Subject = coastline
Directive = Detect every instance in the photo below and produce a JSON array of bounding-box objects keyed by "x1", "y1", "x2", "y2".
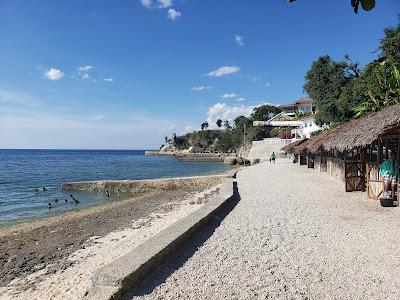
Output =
[
  {"x1": 144, "y1": 151, "x2": 232, "y2": 162},
  {"x1": 0, "y1": 173, "x2": 227, "y2": 299}
]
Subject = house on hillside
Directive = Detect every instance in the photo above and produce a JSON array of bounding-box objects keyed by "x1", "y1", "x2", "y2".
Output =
[
  {"x1": 291, "y1": 115, "x2": 321, "y2": 139},
  {"x1": 280, "y1": 98, "x2": 315, "y2": 116},
  {"x1": 253, "y1": 97, "x2": 321, "y2": 139}
]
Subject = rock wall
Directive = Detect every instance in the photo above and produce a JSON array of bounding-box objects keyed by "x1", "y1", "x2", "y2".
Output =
[
  {"x1": 246, "y1": 140, "x2": 289, "y2": 162},
  {"x1": 62, "y1": 175, "x2": 227, "y2": 195}
]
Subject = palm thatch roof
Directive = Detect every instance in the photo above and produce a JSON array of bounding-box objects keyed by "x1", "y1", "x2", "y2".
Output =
[
  {"x1": 306, "y1": 120, "x2": 360, "y2": 154},
  {"x1": 292, "y1": 138, "x2": 313, "y2": 155},
  {"x1": 281, "y1": 139, "x2": 307, "y2": 153},
  {"x1": 323, "y1": 104, "x2": 400, "y2": 152}
]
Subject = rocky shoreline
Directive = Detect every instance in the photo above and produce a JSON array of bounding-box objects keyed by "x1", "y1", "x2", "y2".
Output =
[
  {"x1": 144, "y1": 151, "x2": 232, "y2": 162},
  {"x1": 0, "y1": 175, "x2": 225, "y2": 299}
]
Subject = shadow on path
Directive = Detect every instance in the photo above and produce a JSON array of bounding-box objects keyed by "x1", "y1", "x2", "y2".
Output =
[{"x1": 123, "y1": 180, "x2": 241, "y2": 299}]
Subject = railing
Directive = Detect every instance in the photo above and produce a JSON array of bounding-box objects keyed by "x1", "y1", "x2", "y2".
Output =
[
  {"x1": 253, "y1": 120, "x2": 303, "y2": 127},
  {"x1": 252, "y1": 138, "x2": 299, "y2": 145}
]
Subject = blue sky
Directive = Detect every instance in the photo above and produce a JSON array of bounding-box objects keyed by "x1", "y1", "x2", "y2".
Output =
[{"x1": 0, "y1": 0, "x2": 399, "y2": 149}]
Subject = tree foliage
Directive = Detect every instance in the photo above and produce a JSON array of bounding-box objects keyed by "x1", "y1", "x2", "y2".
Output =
[
  {"x1": 288, "y1": 0, "x2": 376, "y2": 14},
  {"x1": 250, "y1": 104, "x2": 281, "y2": 121},
  {"x1": 304, "y1": 21, "x2": 400, "y2": 123},
  {"x1": 381, "y1": 23, "x2": 400, "y2": 66},
  {"x1": 200, "y1": 122, "x2": 209, "y2": 131},
  {"x1": 303, "y1": 55, "x2": 360, "y2": 125},
  {"x1": 223, "y1": 120, "x2": 232, "y2": 130}
]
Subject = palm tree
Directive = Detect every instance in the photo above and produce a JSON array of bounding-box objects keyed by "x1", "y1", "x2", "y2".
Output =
[
  {"x1": 223, "y1": 120, "x2": 231, "y2": 130},
  {"x1": 201, "y1": 122, "x2": 209, "y2": 131}
]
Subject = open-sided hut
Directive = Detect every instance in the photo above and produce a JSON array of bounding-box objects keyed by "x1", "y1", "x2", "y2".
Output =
[
  {"x1": 282, "y1": 139, "x2": 308, "y2": 163},
  {"x1": 322, "y1": 104, "x2": 400, "y2": 197},
  {"x1": 307, "y1": 120, "x2": 362, "y2": 180},
  {"x1": 281, "y1": 104, "x2": 400, "y2": 199},
  {"x1": 291, "y1": 139, "x2": 312, "y2": 165}
]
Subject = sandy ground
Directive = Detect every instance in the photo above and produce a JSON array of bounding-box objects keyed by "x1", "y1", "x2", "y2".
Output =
[
  {"x1": 126, "y1": 159, "x2": 400, "y2": 300},
  {"x1": 0, "y1": 183, "x2": 221, "y2": 300}
]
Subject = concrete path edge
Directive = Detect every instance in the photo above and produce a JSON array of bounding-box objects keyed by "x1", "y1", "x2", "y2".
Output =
[{"x1": 87, "y1": 170, "x2": 237, "y2": 300}]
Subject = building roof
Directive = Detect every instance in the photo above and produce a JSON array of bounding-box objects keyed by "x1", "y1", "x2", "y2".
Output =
[
  {"x1": 281, "y1": 139, "x2": 308, "y2": 153},
  {"x1": 280, "y1": 97, "x2": 313, "y2": 109},
  {"x1": 323, "y1": 104, "x2": 400, "y2": 152},
  {"x1": 294, "y1": 97, "x2": 313, "y2": 105}
]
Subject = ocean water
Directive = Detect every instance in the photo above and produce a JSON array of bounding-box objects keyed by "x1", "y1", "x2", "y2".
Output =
[{"x1": 0, "y1": 149, "x2": 231, "y2": 226}]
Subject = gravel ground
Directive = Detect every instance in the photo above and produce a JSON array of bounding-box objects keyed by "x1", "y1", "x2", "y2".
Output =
[{"x1": 126, "y1": 159, "x2": 400, "y2": 300}]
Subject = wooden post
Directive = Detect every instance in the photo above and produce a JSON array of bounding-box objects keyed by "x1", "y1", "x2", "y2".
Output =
[
  {"x1": 378, "y1": 140, "x2": 382, "y2": 164},
  {"x1": 361, "y1": 147, "x2": 366, "y2": 161},
  {"x1": 397, "y1": 137, "x2": 400, "y2": 160},
  {"x1": 385, "y1": 139, "x2": 389, "y2": 160},
  {"x1": 369, "y1": 144, "x2": 372, "y2": 162}
]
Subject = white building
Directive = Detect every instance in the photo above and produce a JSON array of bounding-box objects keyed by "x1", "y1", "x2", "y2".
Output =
[
  {"x1": 253, "y1": 98, "x2": 321, "y2": 139},
  {"x1": 291, "y1": 115, "x2": 321, "y2": 139},
  {"x1": 280, "y1": 97, "x2": 315, "y2": 116}
]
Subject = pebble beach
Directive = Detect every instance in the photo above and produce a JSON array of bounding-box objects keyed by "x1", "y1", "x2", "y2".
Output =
[{"x1": 126, "y1": 160, "x2": 400, "y2": 300}]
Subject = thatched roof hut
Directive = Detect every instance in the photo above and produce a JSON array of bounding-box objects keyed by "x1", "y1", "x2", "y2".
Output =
[
  {"x1": 292, "y1": 139, "x2": 313, "y2": 155},
  {"x1": 323, "y1": 104, "x2": 400, "y2": 152},
  {"x1": 281, "y1": 139, "x2": 307, "y2": 153},
  {"x1": 306, "y1": 120, "x2": 360, "y2": 154}
]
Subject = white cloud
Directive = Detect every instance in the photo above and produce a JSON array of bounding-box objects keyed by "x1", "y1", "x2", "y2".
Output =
[
  {"x1": 220, "y1": 93, "x2": 240, "y2": 99},
  {"x1": 140, "y1": 0, "x2": 152, "y2": 8},
  {"x1": 235, "y1": 35, "x2": 244, "y2": 46},
  {"x1": 78, "y1": 65, "x2": 95, "y2": 79},
  {"x1": 207, "y1": 66, "x2": 240, "y2": 78},
  {"x1": 181, "y1": 123, "x2": 195, "y2": 135},
  {"x1": 206, "y1": 102, "x2": 255, "y2": 129},
  {"x1": 192, "y1": 86, "x2": 212, "y2": 91},
  {"x1": 167, "y1": 8, "x2": 181, "y2": 21},
  {"x1": 265, "y1": 82, "x2": 271, "y2": 87},
  {"x1": 158, "y1": 0, "x2": 173, "y2": 8},
  {"x1": 103, "y1": 77, "x2": 114, "y2": 82},
  {"x1": 236, "y1": 97, "x2": 245, "y2": 102},
  {"x1": 251, "y1": 76, "x2": 261, "y2": 82},
  {"x1": 78, "y1": 65, "x2": 94, "y2": 72},
  {"x1": 44, "y1": 68, "x2": 64, "y2": 81}
]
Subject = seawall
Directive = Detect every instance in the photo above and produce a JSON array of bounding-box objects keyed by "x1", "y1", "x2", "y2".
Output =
[
  {"x1": 144, "y1": 151, "x2": 232, "y2": 162},
  {"x1": 62, "y1": 175, "x2": 225, "y2": 194}
]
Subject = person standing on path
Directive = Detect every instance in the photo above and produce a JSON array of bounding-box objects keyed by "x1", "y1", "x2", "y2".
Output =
[{"x1": 271, "y1": 151, "x2": 276, "y2": 163}]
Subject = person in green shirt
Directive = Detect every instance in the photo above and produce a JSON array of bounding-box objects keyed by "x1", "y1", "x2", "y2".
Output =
[
  {"x1": 270, "y1": 152, "x2": 276, "y2": 163},
  {"x1": 380, "y1": 152, "x2": 399, "y2": 178},
  {"x1": 380, "y1": 152, "x2": 399, "y2": 199}
]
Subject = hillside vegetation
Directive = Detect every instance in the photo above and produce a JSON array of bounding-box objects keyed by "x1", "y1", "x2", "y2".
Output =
[{"x1": 163, "y1": 104, "x2": 284, "y2": 153}]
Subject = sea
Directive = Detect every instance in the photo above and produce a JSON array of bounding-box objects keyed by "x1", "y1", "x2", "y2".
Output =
[{"x1": 0, "y1": 149, "x2": 231, "y2": 227}]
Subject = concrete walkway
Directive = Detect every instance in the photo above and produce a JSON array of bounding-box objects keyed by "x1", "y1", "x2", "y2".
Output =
[{"x1": 126, "y1": 160, "x2": 400, "y2": 300}]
